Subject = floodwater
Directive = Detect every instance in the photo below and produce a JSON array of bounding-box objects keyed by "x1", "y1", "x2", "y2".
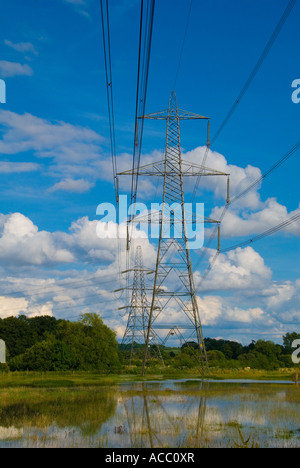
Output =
[{"x1": 0, "y1": 379, "x2": 299, "y2": 448}]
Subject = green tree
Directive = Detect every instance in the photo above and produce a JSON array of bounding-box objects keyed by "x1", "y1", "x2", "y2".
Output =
[
  {"x1": 28, "y1": 315, "x2": 58, "y2": 338},
  {"x1": 22, "y1": 340, "x2": 57, "y2": 371},
  {"x1": 7, "y1": 313, "x2": 121, "y2": 372},
  {"x1": 254, "y1": 340, "x2": 284, "y2": 366},
  {"x1": 207, "y1": 350, "x2": 227, "y2": 363},
  {"x1": 0, "y1": 316, "x2": 37, "y2": 358},
  {"x1": 238, "y1": 340, "x2": 285, "y2": 370},
  {"x1": 204, "y1": 338, "x2": 243, "y2": 359},
  {"x1": 173, "y1": 352, "x2": 196, "y2": 369},
  {"x1": 283, "y1": 332, "x2": 300, "y2": 355}
]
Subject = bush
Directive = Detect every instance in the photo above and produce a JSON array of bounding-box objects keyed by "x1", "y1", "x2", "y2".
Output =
[
  {"x1": 173, "y1": 352, "x2": 196, "y2": 369},
  {"x1": 207, "y1": 350, "x2": 227, "y2": 362},
  {"x1": 8, "y1": 354, "x2": 24, "y2": 371},
  {"x1": 0, "y1": 363, "x2": 9, "y2": 373}
]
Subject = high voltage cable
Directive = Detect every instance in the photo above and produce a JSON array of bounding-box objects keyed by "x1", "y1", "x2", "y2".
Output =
[
  {"x1": 220, "y1": 211, "x2": 300, "y2": 254},
  {"x1": 125, "y1": 0, "x2": 155, "y2": 314},
  {"x1": 190, "y1": 139, "x2": 300, "y2": 288},
  {"x1": 137, "y1": 141, "x2": 299, "y2": 297},
  {"x1": 191, "y1": 0, "x2": 296, "y2": 202},
  {"x1": 42, "y1": 292, "x2": 117, "y2": 315},
  {"x1": 61, "y1": 309, "x2": 115, "y2": 322},
  {"x1": 62, "y1": 300, "x2": 128, "y2": 322},
  {"x1": 173, "y1": 0, "x2": 193, "y2": 91},
  {"x1": 0, "y1": 2, "x2": 156, "y2": 320},
  {"x1": 99, "y1": 0, "x2": 125, "y2": 284},
  {"x1": 195, "y1": 210, "x2": 300, "y2": 290},
  {"x1": 191, "y1": 145, "x2": 210, "y2": 203},
  {"x1": 130, "y1": 0, "x2": 155, "y2": 207},
  {"x1": 28, "y1": 2, "x2": 156, "y2": 321},
  {"x1": 100, "y1": 0, "x2": 118, "y2": 198},
  {"x1": 0, "y1": 271, "x2": 119, "y2": 300},
  {"x1": 1, "y1": 277, "x2": 119, "y2": 314},
  {"x1": 3, "y1": 282, "x2": 123, "y2": 320},
  {"x1": 208, "y1": 140, "x2": 299, "y2": 247},
  {"x1": 32, "y1": 295, "x2": 118, "y2": 321},
  {"x1": 11, "y1": 1, "x2": 293, "y2": 320},
  {"x1": 230, "y1": 140, "x2": 300, "y2": 205},
  {"x1": 211, "y1": 0, "x2": 296, "y2": 144}
]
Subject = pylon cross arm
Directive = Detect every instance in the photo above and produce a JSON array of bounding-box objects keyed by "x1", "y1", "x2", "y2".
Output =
[
  {"x1": 138, "y1": 108, "x2": 210, "y2": 121},
  {"x1": 118, "y1": 159, "x2": 229, "y2": 177}
]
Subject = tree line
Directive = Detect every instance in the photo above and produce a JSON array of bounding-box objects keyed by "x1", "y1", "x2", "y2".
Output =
[
  {"x1": 204, "y1": 334, "x2": 300, "y2": 370},
  {"x1": 0, "y1": 314, "x2": 299, "y2": 371},
  {"x1": 0, "y1": 314, "x2": 120, "y2": 372},
  {"x1": 119, "y1": 334, "x2": 300, "y2": 370}
]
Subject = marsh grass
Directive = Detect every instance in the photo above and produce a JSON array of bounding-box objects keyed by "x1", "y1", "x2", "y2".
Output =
[
  {"x1": 0, "y1": 371, "x2": 124, "y2": 389},
  {"x1": 0, "y1": 368, "x2": 296, "y2": 389}
]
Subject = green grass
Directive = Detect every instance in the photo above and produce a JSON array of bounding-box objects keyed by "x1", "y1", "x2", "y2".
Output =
[
  {"x1": 141, "y1": 367, "x2": 297, "y2": 382},
  {"x1": 0, "y1": 367, "x2": 297, "y2": 389},
  {"x1": 0, "y1": 371, "x2": 125, "y2": 389},
  {"x1": 205, "y1": 367, "x2": 296, "y2": 381}
]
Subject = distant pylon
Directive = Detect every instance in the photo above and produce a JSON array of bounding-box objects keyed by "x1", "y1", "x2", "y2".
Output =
[{"x1": 120, "y1": 245, "x2": 162, "y2": 364}]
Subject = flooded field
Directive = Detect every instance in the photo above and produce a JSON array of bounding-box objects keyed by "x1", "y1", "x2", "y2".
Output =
[{"x1": 0, "y1": 379, "x2": 299, "y2": 448}]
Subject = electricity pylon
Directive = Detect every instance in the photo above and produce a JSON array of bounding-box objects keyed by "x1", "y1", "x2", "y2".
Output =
[
  {"x1": 120, "y1": 245, "x2": 162, "y2": 364},
  {"x1": 118, "y1": 92, "x2": 230, "y2": 375}
]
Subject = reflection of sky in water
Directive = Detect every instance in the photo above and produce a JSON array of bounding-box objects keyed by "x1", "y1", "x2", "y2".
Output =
[
  {"x1": 0, "y1": 381, "x2": 299, "y2": 448},
  {"x1": 0, "y1": 426, "x2": 23, "y2": 440}
]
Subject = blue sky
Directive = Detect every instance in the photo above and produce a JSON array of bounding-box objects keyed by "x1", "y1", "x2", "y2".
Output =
[{"x1": 0, "y1": 0, "x2": 299, "y2": 345}]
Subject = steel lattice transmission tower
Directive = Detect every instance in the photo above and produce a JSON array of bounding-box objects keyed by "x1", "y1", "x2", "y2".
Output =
[
  {"x1": 120, "y1": 245, "x2": 161, "y2": 363},
  {"x1": 118, "y1": 92, "x2": 229, "y2": 375}
]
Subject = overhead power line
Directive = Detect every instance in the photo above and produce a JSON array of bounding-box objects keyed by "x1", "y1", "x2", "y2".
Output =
[
  {"x1": 173, "y1": 0, "x2": 193, "y2": 90},
  {"x1": 0, "y1": 271, "x2": 119, "y2": 300},
  {"x1": 100, "y1": 0, "x2": 125, "y2": 282},
  {"x1": 195, "y1": 210, "x2": 300, "y2": 291},
  {"x1": 191, "y1": 0, "x2": 296, "y2": 202},
  {"x1": 211, "y1": 0, "x2": 297, "y2": 145},
  {"x1": 191, "y1": 140, "x2": 300, "y2": 287},
  {"x1": 130, "y1": 0, "x2": 156, "y2": 208},
  {"x1": 230, "y1": 140, "x2": 300, "y2": 205},
  {"x1": 100, "y1": 0, "x2": 118, "y2": 199},
  {"x1": 44, "y1": 292, "x2": 118, "y2": 316},
  {"x1": 1, "y1": 276, "x2": 119, "y2": 314},
  {"x1": 125, "y1": 0, "x2": 156, "y2": 310},
  {"x1": 220, "y1": 210, "x2": 300, "y2": 254}
]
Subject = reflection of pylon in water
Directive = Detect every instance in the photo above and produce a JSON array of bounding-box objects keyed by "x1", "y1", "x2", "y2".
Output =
[
  {"x1": 123, "y1": 382, "x2": 208, "y2": 448},
  {"x1": 120, "y1": 245, "x2": 163, "y2": 364}
]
